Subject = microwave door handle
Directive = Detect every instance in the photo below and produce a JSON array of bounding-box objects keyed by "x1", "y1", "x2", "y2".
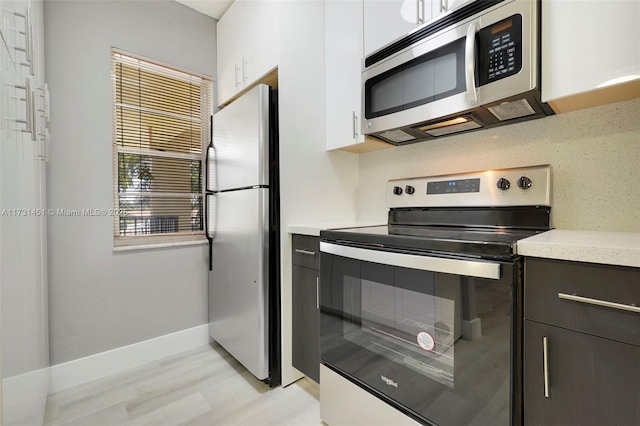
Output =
[{"x1": 465, "y1": 21, "x2": 480, "y2": 106}]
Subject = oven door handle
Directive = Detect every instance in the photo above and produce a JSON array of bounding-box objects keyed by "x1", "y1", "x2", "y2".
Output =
[{"x1": 320, "y1": 242, "x2": 501, "y2": 280}]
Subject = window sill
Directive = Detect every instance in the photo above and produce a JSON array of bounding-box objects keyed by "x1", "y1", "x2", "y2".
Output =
[{"x1": 113, "y1": 238, "x2": 208, "y2": 253}]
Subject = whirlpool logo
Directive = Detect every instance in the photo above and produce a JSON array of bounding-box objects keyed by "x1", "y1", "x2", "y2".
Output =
[{"x1": 381, "y1": 375, "x2": 398, "y2": 388}]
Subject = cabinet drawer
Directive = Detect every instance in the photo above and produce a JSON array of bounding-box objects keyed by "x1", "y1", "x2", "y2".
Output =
[
  {"x1": 292, "y1": 234, "x2": 320, "y2": 270},
  {"x1": 525, "y1": 258, "x2": 640, "y2": 346}
]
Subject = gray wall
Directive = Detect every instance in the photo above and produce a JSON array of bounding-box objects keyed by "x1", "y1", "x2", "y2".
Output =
[
  {"x1": 44, "y1": 0, "x2": 216, "y2": 364},
  {"x1": 358, "y1": 98, "x2": 640, "y2": 232}
]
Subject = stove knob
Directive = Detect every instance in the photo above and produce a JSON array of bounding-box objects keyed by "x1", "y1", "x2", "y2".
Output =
[
  {"x1": 405, "y1": 185, "x2": 415, "y2": 195},
  {"x1": 517, "y1": 176, "x2": 533, "y2": 190},
  {"x1": 393, "y1": 186, "x2": 403, "y2": 195},
  {"x1": 496, "y1": 178, "x2": 511, "y2": 191}
]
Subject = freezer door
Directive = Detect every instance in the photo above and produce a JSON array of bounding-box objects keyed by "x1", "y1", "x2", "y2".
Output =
[
  {"x1": 208, "y1": 187, "x2": 270, "y2": 380},
  {"x1": 211, "y1": 84, "x2": 270, "y2": 191}
]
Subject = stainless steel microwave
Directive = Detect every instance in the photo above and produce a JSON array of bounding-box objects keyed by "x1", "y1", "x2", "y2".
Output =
[{"x1": 362, "y1": 0, "x2": 553, "y2": 145}]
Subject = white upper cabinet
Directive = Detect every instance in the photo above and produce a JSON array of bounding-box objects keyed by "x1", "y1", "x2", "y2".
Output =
[
  {"x1": 325, "y1": 1, "x2": 392, "y2": 153},
  {"x1": 363, "y1": 0, "x2": 432, "y2": 57},
  {"x1": 216, "y1": 0, "x2": 279, "y2": 107},
  {"x1": 541, "y1": 0, "x2": 640, "y2": 113},
  {"x1": 325, "y1": 0, "x2": 364, "y2": 151}
]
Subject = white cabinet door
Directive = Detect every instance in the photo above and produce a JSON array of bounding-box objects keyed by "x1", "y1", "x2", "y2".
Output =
[
  {"x1": 216, "y1": 0, "x2": 245, "y2": 106},
  {"x1": 242, "y1": 0, "x2": 278, "y2": 87},
  {"x1": 216, "y1": 0, "x2": 279, "y2": 107},
  {"x1": 325, "y1": 0, "x2": 365, "y2": 150},
  {"x1": 363, "y1": 0, "x2": 429, "y2": 57},
  {"x1": 541, "y1": 0, "x2": 640, "y2": 111},
  {"x1": 326, "y1": 0, "x2": 392, "y2": 153}
]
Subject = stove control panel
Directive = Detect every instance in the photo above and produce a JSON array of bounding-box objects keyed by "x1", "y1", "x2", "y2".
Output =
[{"x1": 387, "y1": 165, "x2": 551, "y2": 208}]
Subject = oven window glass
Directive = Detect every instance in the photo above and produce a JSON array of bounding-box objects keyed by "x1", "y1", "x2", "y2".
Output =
[
  {"x1": 357, "y1": 277, "x2": 456, "y2": 388},
  {"x1": 365, "y1": 38, "x2": 466, "y2": 119},
  {"x1": 321, "y1": 253, "x2": 515, "y2": 426}
]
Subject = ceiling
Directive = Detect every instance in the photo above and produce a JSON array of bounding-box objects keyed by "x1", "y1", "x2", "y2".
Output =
[{"x1": 174, "y1": 0, "x2": 234, "y2": 20}]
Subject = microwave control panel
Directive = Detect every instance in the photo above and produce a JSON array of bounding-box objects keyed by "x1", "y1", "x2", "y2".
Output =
[{"x1": 478, "y1": 14, "x2": 523, "y2": 86}]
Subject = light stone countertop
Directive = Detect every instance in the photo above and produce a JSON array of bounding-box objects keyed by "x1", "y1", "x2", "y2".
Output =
[
  {"x1": 517, "y1": 230, "x2": 640, "y2": 268},
  {"x1": 288, "y1": 222, "x2": 382, "y2": 237}
]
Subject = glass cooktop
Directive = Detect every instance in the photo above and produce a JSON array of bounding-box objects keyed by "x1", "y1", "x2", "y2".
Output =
[{"x1": 321, "y1": 224, "x2": 547, "y2": 259}]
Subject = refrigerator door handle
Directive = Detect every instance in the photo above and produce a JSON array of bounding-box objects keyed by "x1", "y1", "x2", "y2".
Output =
[
  {"x1": 205, "y1": 194, "x2": 213, "y2": 271},
  {"x1": 205, "y1": 115, "x2": 214, "y2": 271},
  {"x1": 205, "y1": 115, "x2": 215, "y2": 193}
]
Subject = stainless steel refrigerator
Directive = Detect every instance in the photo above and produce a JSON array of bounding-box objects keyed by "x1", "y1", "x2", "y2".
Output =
[{"x1": 205, "y1": 84, "x2": 280, "y2": 386}]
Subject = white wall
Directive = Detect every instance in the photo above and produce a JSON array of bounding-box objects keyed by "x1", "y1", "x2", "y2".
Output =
[
  {"x1": 44, "y1": 0, "x2": 216, "y2": 364},
  {"x1": 358, "y1": 98, "x2": 640, "y2": 232},
  {"x1": 278, "y1": 0, "x2": 360, "y2": 385}
]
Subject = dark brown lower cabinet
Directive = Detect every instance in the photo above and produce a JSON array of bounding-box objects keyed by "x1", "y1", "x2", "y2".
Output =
[
  {"x1": 524, "y1": 321, "x2": 640, "y2": 425},
  {"x1": 524, "y1": 257, "x2": 640, "y2": 426},
  {"x1": 292, "y1": 235, "x2": 320, "y2": 383},
  {"x1": 292, "y1": 265, "x2": 320, "y2": 383}
]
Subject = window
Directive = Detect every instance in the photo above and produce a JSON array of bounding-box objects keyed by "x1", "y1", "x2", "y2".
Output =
[{"x1": 111, "y1": 50, "x2": 212, "y2": 246}]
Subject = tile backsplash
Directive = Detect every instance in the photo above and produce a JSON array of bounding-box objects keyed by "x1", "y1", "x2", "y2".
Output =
[{"x1": 358, "y1": 98, "x2": 640, "y2": 232}]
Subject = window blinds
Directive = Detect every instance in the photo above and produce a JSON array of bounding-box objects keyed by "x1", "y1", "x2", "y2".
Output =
[{"x1": 112, "y1": 51, "x2": 212, "y2": 241}]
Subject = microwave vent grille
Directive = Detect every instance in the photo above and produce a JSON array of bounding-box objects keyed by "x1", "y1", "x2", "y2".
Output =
[
  {"x1": 487, "y1": 99, "x2": 536, "y2": 121},
  {"x1": 379, "y1": 129, "x2": 417, "y2": 143}
]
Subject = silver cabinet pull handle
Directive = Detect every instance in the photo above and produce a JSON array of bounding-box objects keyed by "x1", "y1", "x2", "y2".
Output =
[
  {"x1": 234, "y1": 64, "x2": 241, "y2": 87},
  {"x1": 316, "y1": 276, "x2": 320, "y2": 310},
  {"x1": 543, "y1": 336, "x2": 550, "y2": 398},
  {"x1": 558, "y1": 293, "x2": 640, "y2": 314},
  {"x1": 416, "y1": 0, "x2": 422, "y2": 25},
  {"x1": 295, "y1": 249, "x2": 316, "y2": 256},
  {"x1": 352, "y1": 111, "x2": 357, "y2": 139}
]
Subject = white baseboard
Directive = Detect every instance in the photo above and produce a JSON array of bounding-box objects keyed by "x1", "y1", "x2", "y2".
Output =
[
  {"x1": 2, "y1": 367, "x2": 49, "y2": 426},
  {"x1": 49, "y1": 324, "x2": 211, "y2": 394}
]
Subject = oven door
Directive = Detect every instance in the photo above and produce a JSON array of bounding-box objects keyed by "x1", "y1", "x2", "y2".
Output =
[{"x1": 320, "y1": 242, "x2": 520, "y2": 426}]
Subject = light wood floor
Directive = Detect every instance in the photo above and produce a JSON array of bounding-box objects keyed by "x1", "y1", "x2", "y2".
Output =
[{"x1": 43, "y1": 343, "x2": 323, "y2": 426}]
